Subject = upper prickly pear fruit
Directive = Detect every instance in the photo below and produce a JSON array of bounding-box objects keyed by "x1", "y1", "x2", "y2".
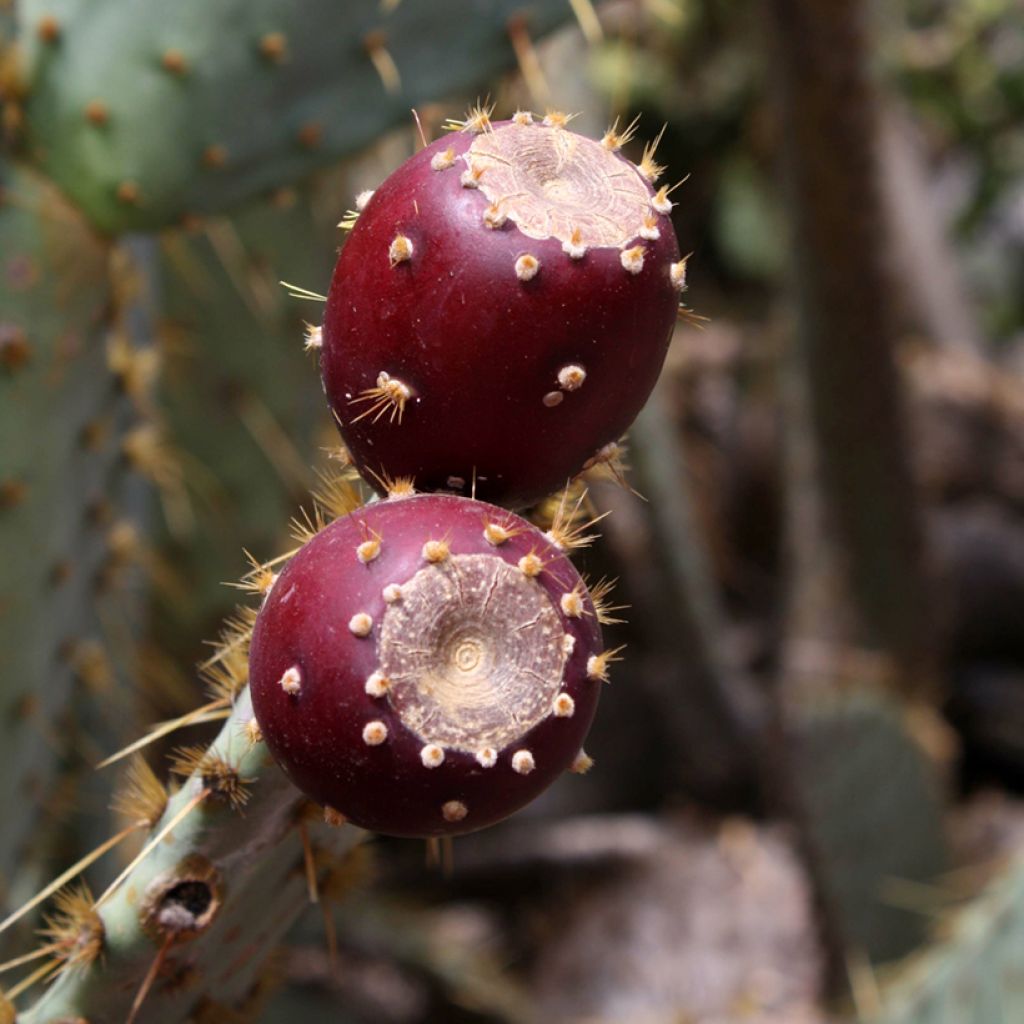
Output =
[
  {"x1": 248, "y1": 493, "x2": 606, "y2": 837},
  {"x1": 321, "y1": 110, "x2": 686, "y2": 508}
]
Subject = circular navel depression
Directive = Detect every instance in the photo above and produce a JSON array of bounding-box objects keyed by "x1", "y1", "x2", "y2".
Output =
[
  {"x1": 379, "y1": 554, "x2": 567, "y2": 751},
  {"x1": 467, "y1": 122, "x2": 651, "y2": 248}
]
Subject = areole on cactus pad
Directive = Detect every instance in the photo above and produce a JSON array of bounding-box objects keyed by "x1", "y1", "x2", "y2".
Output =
[
  {"x1": 320, "y1": 109, "x2": 688, "y2": 508},
  {"x1": 249, "y1": 493, "x2": 611, "y2": 837}
]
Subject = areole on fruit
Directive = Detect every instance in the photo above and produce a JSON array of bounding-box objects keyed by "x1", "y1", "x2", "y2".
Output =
[
  {"x1": 320, "y1": 109, "x2": 686, "y2": 508},
  {"x1": 248, "y1": 494, "x2": 608, "y2": 837}
]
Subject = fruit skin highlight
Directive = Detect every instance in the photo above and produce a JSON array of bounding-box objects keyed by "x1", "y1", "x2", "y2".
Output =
[
  {"x1": 249, "y1": 494, "x2": 603, "y2": 837},
  {"x1": 321, "y1": 115, "x2": 683, "y2": 508}
]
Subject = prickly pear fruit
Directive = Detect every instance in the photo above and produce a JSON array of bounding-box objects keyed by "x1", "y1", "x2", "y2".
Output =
[
  {"x1": 249, "y1": 493, "x2": 604, "y2": 837},
  {"x1": 321, "y1": 112, "x2": 685, "y2": 508}
]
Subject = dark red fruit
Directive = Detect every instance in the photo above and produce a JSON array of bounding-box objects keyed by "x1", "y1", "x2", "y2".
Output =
[
  {"x1": 321, "y1": 110, "x2": 686, "y2": 508},
  {"x1": 248, "y1": 493, "x2": 606, "y2": 837}
]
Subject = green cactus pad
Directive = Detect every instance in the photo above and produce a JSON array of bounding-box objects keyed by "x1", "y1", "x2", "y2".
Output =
[
  {"x1": 0, "y1": 161, "x2": 123, "y2": 894},
  {"x1": 794, "y1": 691, "x2": 948, "y2": 965},
  {"x1": 18, "y1": 0, "x2": 574, "y2": 232},
  {"x1": 864, "y1": 849, "x2": 1024, "y2": 1023},
  {"x1": 19, "y1": 687, "x2": 364, "y2": 1023}
]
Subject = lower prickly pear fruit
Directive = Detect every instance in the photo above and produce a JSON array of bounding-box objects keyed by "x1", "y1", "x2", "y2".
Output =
[
  {"x1": 321, "y1": 111, "x2": 686, "y2": 508},
  {"x1": 249, "y1": 494, "x2": 604, "y2": 837}
]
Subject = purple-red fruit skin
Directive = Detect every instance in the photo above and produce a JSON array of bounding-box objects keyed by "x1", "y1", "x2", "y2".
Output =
[
  {"x1": 249, "y1": 495, "x2": 602, "y2": 837},
  {"x1": 321, "y1": 123, "x2": 680, "y2": 508}
]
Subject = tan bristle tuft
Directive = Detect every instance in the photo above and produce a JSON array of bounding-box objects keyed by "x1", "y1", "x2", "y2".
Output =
[
  {"x1": 585, "y1": 575, "x2": 629, "y2": 625},
  {"x1": 355, "y1": 189, "x2": 375, "y2": 210},
  {"x1": 302, "y1": 323, "x2": 323, "y2": 352},
  {"x1": 460, "y1": 160, "x2": 485, "y2": 188},
  {"x1": 444, "y1": 101, "x2": 494, "y2": 134},
  {"x1": 511, "y1": 749, "x2": 536, "y2": 774},
  {"x1": 570, "y1": 749, "x2": 594, "y2": 774},
  {"x1": 637, "y1": 125, "x2": 667, "y2": 183},
  {"x1": 245, "y1": 717, "x2": 264, "y2": 746},
  {"x1": 670, "y1": 256, "x2": 689, "y2": 291},
  {"x1": 431, "y1": 147, "x2": 456, "y2": 171},
  {"x1": 389, "y1": 234, "x2": 413, "y2": 266},
  {"x1": 40, "y1": 883, "x2": 104, "y2": 970},
  {"x1": 442, "y1": 800, "x2": 468, "y2": 822},
  {"x1": 348, "y1": 612, "x2": 373, "y2": 637},
  {"x1": 552, "y1": 693, "x2": 576, "y2": 718},
  {"x1": 483, "y1": 203, "x2": 507, "y2": 229},
  {"x1": 557, "y1": 364, "x2": 586, "y2": 391},
  {"x1": 560, "y1": 587, "x2": 587, "y2": 618},
  {"x1": 169, "y1": 748, "x2": 253, "y2": 810},
  {"x1": 422, "y1": 539, "x2": 450, "y2": 564},
  {"x1": 544, "y1": 485, "x2": 607, "y2": 552},
  {"x1": 640, "y1": 212, "x2": 661, "y2": 240},
  {"x1": 475, "y1": 747, "x2": 498, "y2": 768},
  {"x1": 518, "y1": 552, "x2": 545, "y2": 578},
  {"x1": 350, "y1": 371, "x2": 413, "y2": 425},
  {"x1": 600, "y1": 113, "x2": 640, "y2": 152},
  {"x1": 515, "y1": 254, "x2": 540, "y2": 281},
  {"x1": 586, "y1": 645, "x2": 626, "y2": 682},
  {"x1": 312, "y1": 466, "x2": 364, "y2": 521},
  {"x1": 278, "y1": 666, "x2": 301, "y2": 695},
  {"x1": 362, "y1": 721, "x2": 388, "y2": 746},
  {"x1": 620, "y1": 245, "x2": 645, "y2": 274},
  {"x1": 356, "y1": 525, "x2": 383, "y2": 564},
  {"x1": 111, "y1": 756, "x2": 169, "y2": 828},
  {"x1": 323, "y1": 806, "x2": 347, "y2": 827},
  {"x1": 512, "y1": 109, "x2": 534, "y2": 125},
  {"x1": 365, "y1": 671, "x2": 390, "y2": 697},
  {"x1": 542, "y1": 110, "x2": 575, "y2": 129},
  {"x1": 421, "y1": 744, "x2": 445, "y2": 768},
  {"x1": 562, "y1": 225, "x2": 587, "y2": 260}
]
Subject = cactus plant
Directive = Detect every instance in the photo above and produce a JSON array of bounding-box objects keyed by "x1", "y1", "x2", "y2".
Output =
[
  {"x1": 15, "y1": 0, "x2": 577, "y2": 233},
  {"x1": 321, "y1": 112, "x2": 687, "y2": 507},
  {"x1": 250, "y1": 493, "x2": 606, "y2": 836},
  {"x1": 864, "y1": 848, "x2": 1024, "y2": 1023},
  {"x1": 10, "y1": 686, "x2": 364, "y2": 1023},
  {"x1": 0, "y1": 160, "x2": 140, "y2": 897}
]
